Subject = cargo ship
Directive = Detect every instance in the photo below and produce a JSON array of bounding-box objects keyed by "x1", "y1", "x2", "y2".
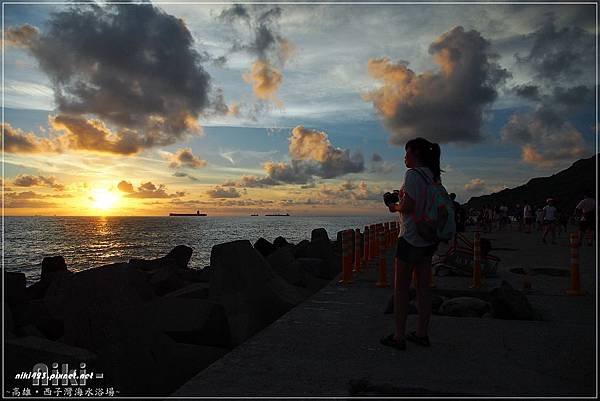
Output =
[
  {"x1": 169, "y1": 210, "x2": 207, "y2": 216},
  {"x1": 265, "y1": 213, "x2": 290, "y2": 216}
]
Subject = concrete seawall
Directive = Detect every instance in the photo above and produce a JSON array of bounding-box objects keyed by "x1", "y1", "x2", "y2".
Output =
[{"x1": 173, "y1": 228, "x2": 596, "y2": 397}]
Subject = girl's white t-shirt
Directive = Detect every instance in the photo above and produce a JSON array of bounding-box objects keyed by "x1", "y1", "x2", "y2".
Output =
[{"x1": 397, "y1": 167, "x2": 437, "y2": 247}]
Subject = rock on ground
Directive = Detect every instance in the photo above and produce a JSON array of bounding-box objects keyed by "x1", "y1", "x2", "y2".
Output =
[
  {"x1": 209, "y1": 240, "x2": 305, "y2": 345},
  {"x1": 439, "y1": 296, "x2": 490, "y2": 317}
]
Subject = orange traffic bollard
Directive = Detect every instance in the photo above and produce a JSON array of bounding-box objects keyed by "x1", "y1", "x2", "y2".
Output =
[
  {"x1": 376, "y1": 225, "x2": 389, "y2": 287},
  {"x1": 363, "y1": 226, "x2": 369, "y2": 268},
  {"x1": 354, "y1": 228, "x2": 362, "y2": 273},
  {"x1": 470, "y1": 231, "x2": 482, "y2": 288},
  {"x1": 567, "y1": 232, "x2": 585, "y2": 296},
  {"x1": 339, "y1": 230, "x2": 353, "y2": 285}
]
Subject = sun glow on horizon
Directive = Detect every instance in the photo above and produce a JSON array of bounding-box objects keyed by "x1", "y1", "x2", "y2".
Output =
[{"x1": 91, "y1": 188, "x2": 120, "y2": 212}]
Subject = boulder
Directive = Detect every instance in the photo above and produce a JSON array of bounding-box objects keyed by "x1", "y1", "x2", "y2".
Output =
[
  {"x1": 5, "y1": 271, "x2": 27, "y2": 305},
  {"x1": 165, "y1": 282, "x2": 210, "y2": 299},
  {"x1": 96, "y1": 332, "x2": 227, "y2": 396},
  {"x1": 118, "y1": 297, "x2": 231, "y2": 348},
  {"x1": 490, "y1": 280, "x2": 536, "y2": 320},
  {"x1": 129, "y1": 257, "x2": 189, "y2": 296},
  {"x1": 11, "y1": 299, "x2": 64, "y2": 340},
  {"x1": 311, "y1": 228, "x2": 329, "y2": 242},
  {"x1": 297, "y1": 258, "x2": 331, "y2": 280},
  {"x1": 4, "y1": 303, "x2": 14, "y2": 334},
  {"x1": 177, "y1": 267, "x2": 210, "y2": 283},
  {"x1": 25, "y1": 270, "x2": 73, "y2": 300},
  {"x1": 164, "y1": 245, "x2": 193, "y2": 268},
  {"x1": 209, "y1": 240, "x2": 305, "y2": 345},
  {"x1": 439, "y1": 297, "x2": 490, "y2": 317},
  {"x1": 267, "y1": 247, "x2": 307, "y2": 288},
  {"x1": 293, "y1": 240, "x2": 310, "y2": 257},
  {"x1": 41, "y1": 256, "x2": 67, "y2": 280},
  {"x1": 145, "y1": 260, "x2": 186, "y2": 296},
  {"x1": 254, "y1": 237, "x2": 276, "y2": 258},
  {"x1": 44, "y1": 262, "x2": 156, "y2": 351},
  {"x1": 273, "y1": 236, "x2": 290, "y2": 248},
  {"x1": 300, "y1": 238, "x2": 340, "y2": 279},
  {"x1": 95, "y1": 331, "x2": 178, "y2": 396},
  {"x1": 4, "y1": 336, "x2": 96, "y2": 390},
  {"x1": 19, "y1": 324, "x2": 45, "y2": 338}
]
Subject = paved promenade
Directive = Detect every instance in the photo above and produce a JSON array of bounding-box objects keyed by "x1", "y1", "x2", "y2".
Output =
[{"x1": 174, "y1": 228, "x2": 597, "y2": 397}]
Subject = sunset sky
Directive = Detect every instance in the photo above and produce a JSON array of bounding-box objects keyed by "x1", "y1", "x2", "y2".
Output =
[{"x1": 2, "y1": 2, "x2": 597, "y2": 216}]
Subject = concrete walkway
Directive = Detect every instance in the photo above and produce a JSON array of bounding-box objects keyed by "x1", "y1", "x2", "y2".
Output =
[{"x1": 173, "y1": 228, "x2": 597, "y2": 397}]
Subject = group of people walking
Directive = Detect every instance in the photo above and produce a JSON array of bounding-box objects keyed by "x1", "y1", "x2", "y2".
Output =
[
  {"x1": 470, "y1": 195, "x2": 595, "y2": 246},
  {"x1": 380, "y1": 137, "x2": 596, "y2": 351}
]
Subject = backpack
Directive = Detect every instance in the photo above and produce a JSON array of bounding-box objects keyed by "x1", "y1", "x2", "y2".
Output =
[{"x1": 412, "y1": 168, "x2": 456, "y2": 243}]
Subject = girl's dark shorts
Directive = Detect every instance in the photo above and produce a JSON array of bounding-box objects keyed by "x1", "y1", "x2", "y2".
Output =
[
  {"x1": 395, "y1": 237, "x2": 438, "y2": 265},
  {"x1": 524, "y1": 217, "x2": 533, "y2": 225}
]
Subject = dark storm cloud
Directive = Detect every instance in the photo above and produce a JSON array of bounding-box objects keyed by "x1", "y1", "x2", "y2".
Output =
[
  {"x1": 206, "y1": 186, "x2": 242, "y2": 199},
  {"x1": 8, "y1": 3, "x2": 213, "y2": 152},
  {"x1": 365, "y1": 26, "x2": 509, "y2": 145},
  {"x1": 263, "y1": 160, "x2": 316, "y2": 185},
  {"x1": 220, "y1": 5, "x2": 285, "y2": 60},
  {"x1": 503, "y1": 13, "x2": 595, "y2": 168},
  {"x1": 501, "y1": 106, "x2": 589, "y2": 168},
  {"x1": 515, "y1": 13, "x2": 594, "y2": 82},
  {"x1": 218, "y1": 4, "x2": 294, "y2": 103},
  {"x1": 512, "y1": 84, "x2": 541, "y2": 101},
  {"x1": 12, "y1": 174, "x2": 65, "y2": 191},
  {"x1": 173, "y1": 172, "x2": 199, "y2": 182}
]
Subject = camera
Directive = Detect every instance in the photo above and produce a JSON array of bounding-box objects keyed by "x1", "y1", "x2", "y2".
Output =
[{"x1": 383, "y1": 190, "x2": 400, "y2": 206}]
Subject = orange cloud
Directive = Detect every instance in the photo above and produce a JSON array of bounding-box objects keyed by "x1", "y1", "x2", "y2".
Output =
[
  {"x1": 243, "y1": 60, "x2": 283, "y2": 104},
  {"x1": 289, "y1": 126, "x2": 331, "y2": 162},
  {"x1": 117, "y1": 180, "x2": 135, "y2": 193},
  {"x1": 502, "y1": 107, "x2": 590, "y2": 169},
  {"x1": 464, "y1": 178, "x2": 486, "y2": 192},
  {"x1": 163, "y1": 147, "x2": 207, "y2": 169},
  {"x1": 50, "y1": 115, "x2": 144, "y2": 155},
  {"x1": 365, "y1": 26, "x2": 508, "y2": 145},
  {"x1": 4, "y1": 24, "x2": 39, "y2": 48},
  {"x1": 2, "y1": 123, "x2": 61, "y2": 154}
]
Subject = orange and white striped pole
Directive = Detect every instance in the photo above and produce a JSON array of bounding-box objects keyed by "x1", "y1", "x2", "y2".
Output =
[
  {"x1": 376, "y1": 225, "x2": 389, "y2": 287},
  {"x1": 567, "y1": 232, "x2": 585, "y2": 296},
  {"x1": 354, "y1": 228, "x2": 362, "y2": 273},
  {"x1": 470, "y1": 231, "x2": 482, "y2": 288},
  {"x1": 339, "y1": 230, "x2": 353, "y2": 285}
]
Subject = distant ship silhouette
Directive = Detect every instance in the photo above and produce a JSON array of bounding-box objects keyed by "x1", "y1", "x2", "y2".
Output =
[
  {"x1": 265, "y1": 213, "x2": 290, "y2": 216},
  {"x1": 169, "y1": 210, "x2": 207, "y2": 216}
]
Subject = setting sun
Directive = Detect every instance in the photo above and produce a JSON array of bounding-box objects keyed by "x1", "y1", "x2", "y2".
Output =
[{"x1": 91, "y1": 188, "x2": 120, "y2": 211}]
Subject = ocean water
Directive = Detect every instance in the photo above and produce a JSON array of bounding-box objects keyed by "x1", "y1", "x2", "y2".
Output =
[{"x1": 3, "y1": 215, "x2": 392, "y2": 284}]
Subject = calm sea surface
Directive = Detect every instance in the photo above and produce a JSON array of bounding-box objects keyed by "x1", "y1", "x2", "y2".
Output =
[{"x1": 4, "y1": 215, "x2": 392, "y2": 284}]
